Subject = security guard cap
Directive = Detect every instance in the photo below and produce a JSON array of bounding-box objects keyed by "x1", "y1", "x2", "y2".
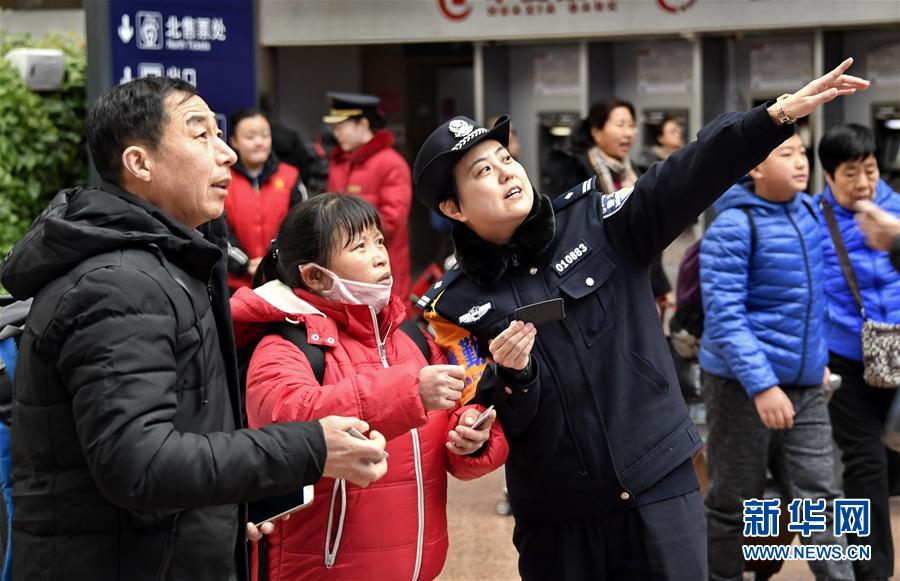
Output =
[{"x1": 323, "y1": 92, "x2": 381, "y2": 124}]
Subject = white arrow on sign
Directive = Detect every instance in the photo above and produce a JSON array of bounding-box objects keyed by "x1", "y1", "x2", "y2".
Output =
[{"x1": 118, "y1": 14, "x2": 135, "y2": 44}]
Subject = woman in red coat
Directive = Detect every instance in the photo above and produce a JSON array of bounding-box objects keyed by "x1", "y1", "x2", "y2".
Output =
[
  {"x1": 231, "y1": 194, "x2": 508, "y2": 580},
  {"x1": 225, "y1": 108, "x2": 305, "y2": 290},
  {"x1": 324, "y1": 93, "x2": 413, "y2": 309}
]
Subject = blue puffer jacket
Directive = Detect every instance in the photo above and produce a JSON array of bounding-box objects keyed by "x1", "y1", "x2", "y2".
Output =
[
  {"x1": 700, "y1": 179, "x2": 827, "y2": 396},
  {"x1": 815, "y1": 179, "x2": 900, "y2": 362}
]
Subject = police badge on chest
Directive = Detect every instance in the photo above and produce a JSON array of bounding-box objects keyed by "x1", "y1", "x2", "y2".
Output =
[{"x1": 459, "y1": 301, "x2": 494, "y2": 325}]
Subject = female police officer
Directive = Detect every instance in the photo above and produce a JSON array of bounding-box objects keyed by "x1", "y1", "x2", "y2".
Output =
[{"x1": 413, "y1": 59, "x2": 867, "y2": 579}]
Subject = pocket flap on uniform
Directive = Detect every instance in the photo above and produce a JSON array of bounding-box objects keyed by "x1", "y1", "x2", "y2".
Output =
[{"x1": 557, "y1": 251, "x2": 615, "y2": 300}]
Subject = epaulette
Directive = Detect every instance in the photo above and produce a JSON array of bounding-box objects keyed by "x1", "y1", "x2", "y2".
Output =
[
  {"x1": 552, "y1": 176, "x2": 597, "y2": 212},
  {"x1": 415, "y1": 266, "x2": 463, "y2": 310}
]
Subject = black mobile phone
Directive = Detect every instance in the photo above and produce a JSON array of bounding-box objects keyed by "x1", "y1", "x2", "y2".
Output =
[
  {"x1": 514, "y1": 298, "x2": 566, "y2": 326},
  {"x1": 248, "y1": 485, "x2": 314, "y2": 527}
]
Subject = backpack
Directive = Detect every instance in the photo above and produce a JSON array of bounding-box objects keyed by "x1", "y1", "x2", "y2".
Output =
[
  {"x1": 669, "y1": 207, "x2": 757, "y2": 361},
  {"x1": 0, "y1": 297, "x2": 29, "y2": 581}
]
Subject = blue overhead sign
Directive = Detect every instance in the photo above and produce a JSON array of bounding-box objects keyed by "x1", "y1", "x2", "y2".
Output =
[{"x1": 110, "y1": 0, "x2": 255, "y2": 136}]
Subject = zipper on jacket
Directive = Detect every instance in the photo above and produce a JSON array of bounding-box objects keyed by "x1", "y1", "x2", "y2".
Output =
[
  {"x1": 369, "y1": 307, "x2": 390, "y2": 369},
  {"x1": 155, "y1": 512, "x2": 181, "y2": 581},
  {"x1": 153, "y1": 246, "x2": 211, "y2": 407},
  {"x1": 411, "y1": 428, "x2": 425, "y2": 581},
  {"x1": 324, "y1": 479, "x2": 348, "y2": 568},
  {"x1": 786, "y1": 206, "x2": 813, "y2": 385},
  {"x1": 367, "y1": 305, "x2": 425, "y2": 579}
]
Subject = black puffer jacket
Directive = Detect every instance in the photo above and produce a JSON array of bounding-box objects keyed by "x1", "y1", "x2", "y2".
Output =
[{"x1": 0, "y1": 184, "x2": 327, "y2": 581}]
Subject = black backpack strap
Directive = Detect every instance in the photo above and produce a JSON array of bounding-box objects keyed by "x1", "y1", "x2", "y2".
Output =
[
  {"x1": 415, "y1": 267, "x2": 463, "y2": 310},
  {"x1": 739, "y1": 206, "x2": 757, "y2": 257},
  {"x1": 271, "y1": 322, "x2": 327, "y2": 385},
  {"x1": 399, "y1": 319, "x2": 432, "y2": 362},
  {"x1": 268, "y1": 319, "x2": 431, "y2": 385}
]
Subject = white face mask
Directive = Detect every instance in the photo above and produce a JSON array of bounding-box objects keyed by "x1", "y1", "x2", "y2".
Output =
[{"x1": 301, "y1": 264, "x2": 393, "y2": 312}]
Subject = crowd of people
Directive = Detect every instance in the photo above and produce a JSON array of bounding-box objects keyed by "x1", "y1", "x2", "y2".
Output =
[{"x1": 0, "y1": 55, "x2": 895, "y2": 581}]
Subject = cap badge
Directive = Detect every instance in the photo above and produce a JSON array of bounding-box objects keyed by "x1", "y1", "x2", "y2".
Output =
[{"x1": 448, "y1": 119, "x2": 474, "y2": 139}]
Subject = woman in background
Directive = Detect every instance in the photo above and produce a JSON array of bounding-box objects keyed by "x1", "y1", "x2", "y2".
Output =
[{"x1": 224, "y1": 108, "x2": 306, "y2": 290}]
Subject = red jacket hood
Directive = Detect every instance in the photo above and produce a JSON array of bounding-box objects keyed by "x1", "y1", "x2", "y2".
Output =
[
  {"x1": 329, "y1": 130, "x2": 395, "y2": 166},
  {"x1": 231, "y1": 280, "x2": 408, "y2": 349}
]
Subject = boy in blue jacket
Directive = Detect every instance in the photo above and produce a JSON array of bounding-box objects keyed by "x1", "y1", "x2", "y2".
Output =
[{"x1": 700, "y1": 133, "x2": 852, "y2": 581}]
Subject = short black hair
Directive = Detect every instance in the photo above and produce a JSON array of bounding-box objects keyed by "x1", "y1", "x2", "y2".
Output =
[
  {"x1": 818, "y1": 124, "x2": 876, "y2": 177},
  {"x1": 229, "y1": 107, "x2": 270, "y2": 136},
  {"x1": 87, "y1": 77, "x2": 198, "y2": 184},
  {"x1": 572, "y1": 98, "x2": 635, "y2": 149},
  {"x1": 254, "y1": 193, "x2": 384, "y2": 289}
]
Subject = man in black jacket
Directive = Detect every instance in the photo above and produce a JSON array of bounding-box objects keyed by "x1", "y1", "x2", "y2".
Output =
[
  {"x1": 413, "y1": 60, "x2": 866, "y2": 578},
  {"x1": 0, "y1": 77, "x2": 388, "y2": 581}
]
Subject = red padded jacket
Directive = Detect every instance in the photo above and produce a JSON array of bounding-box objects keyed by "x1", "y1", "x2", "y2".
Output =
[{"x1": 231, "y1": 281, "x2": 507, "y2": 581}]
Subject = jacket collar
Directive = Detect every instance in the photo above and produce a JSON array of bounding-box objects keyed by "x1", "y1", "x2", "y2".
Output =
[
  {"x1": 330, "y1": 130, "x2": 394, "y2": 166},
  {"x1": 0, "y1": 182, "x2": 223, "y2": 299},
  {"x1": 451, "y1": 192, "x2": 556, "y2": 286},
  {"x1": 101, "y1": 181, "x2": 224, "y2": 279},
  {"x1": 231, "y1": 154, "x2": 281, "y2": 185},
  {"x1": 231, "y1": 280, "x2": 407, "y2": 348}
]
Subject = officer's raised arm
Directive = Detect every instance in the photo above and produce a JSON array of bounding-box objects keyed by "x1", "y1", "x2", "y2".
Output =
[{"x1": 602, "y1": 57, "x2": 868, "y2": 266}]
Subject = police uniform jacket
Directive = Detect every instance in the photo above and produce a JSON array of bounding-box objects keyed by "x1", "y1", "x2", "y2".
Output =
[{"x1": 422, "y1": 105, "x2": 794, "y2": 525}]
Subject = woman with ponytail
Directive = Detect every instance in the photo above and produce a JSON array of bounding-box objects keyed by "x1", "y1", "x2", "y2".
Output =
[{"x1": 231, "y1": 193, "x2": 508, "y2": 580}]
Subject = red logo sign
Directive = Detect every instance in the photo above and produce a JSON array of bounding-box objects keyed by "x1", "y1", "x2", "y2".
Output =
[
  {"x1": 657, "y1": 0, "x2": 698, "y2": 13},
  {"x1": 438, "y1": 0, "x2": 473, "y2": 21}
]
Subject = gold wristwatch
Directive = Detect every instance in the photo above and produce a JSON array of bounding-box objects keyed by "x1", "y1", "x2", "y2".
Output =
[{"x1": 776, "y1": 93, "x2": 795, "y2": 125}]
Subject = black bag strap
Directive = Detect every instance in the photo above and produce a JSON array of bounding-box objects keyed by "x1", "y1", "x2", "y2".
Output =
[
  {"x1": 270, "y1": 321, "x2": 327, "y2": 384},
  {"x1": 270, "y1": 319, "x2": 432, "y2": 385},
  {"x1": 820, "y1": 199, "x2": 867, "y2": 319},
  {"x1": 399, "y1": 319, "x2": 432, "y2": 363},
  {"x1": 739, "y1": 206, "x2": 757, "y2": 258}
]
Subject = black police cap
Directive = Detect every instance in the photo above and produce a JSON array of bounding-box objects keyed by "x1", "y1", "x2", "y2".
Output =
[{"x1": 413, "y1": 115, "x2": 511, "y2": 212}]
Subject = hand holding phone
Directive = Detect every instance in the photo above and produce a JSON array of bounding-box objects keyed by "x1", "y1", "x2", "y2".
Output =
[
  {"x1": 469, "y1": 405, "x2": 495, "y2": 430},
  {"x1": 347, "y1": 427, "x2": 389, "y2": 459},
  {"x1": 249, "y1": 485, "x2": 314, "y2": 528}
]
